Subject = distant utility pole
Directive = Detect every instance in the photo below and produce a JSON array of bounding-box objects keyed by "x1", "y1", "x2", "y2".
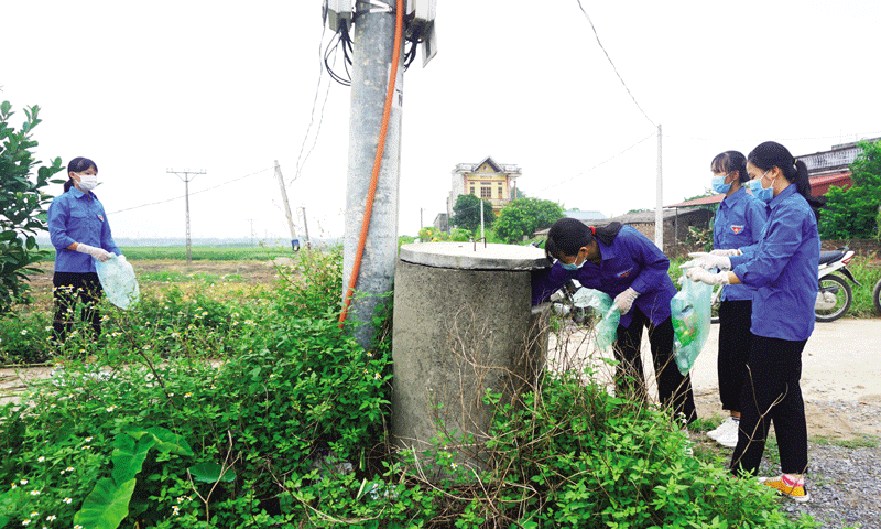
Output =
[
  {"x1": 273, "y1": 161, "x2": 299, "y2": 250},
  {"x1": 167, "y1": 168, "x2": 206, "y2": 264},
  {"x1": 246, "y1": 218, "x2": 255, "y2": 246},
  {"x1": 654, "y1": 124, "x2": 663, "y2": 250},
  {"x1": 299, "y1": 207, "x2": 311, "y2": 249},
  {"x1": 342, "y1": 1, "x2": 405, "y2": 349}
]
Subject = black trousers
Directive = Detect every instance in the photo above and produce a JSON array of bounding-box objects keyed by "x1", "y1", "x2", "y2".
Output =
[
  {"x1": 717, "y1": 300, "x2": 753, "y2": 413},
  {"x1": 614, "y1": 307, "x2": 697, "y2": 424},
  {"x1": 53, "y1": 271, "x2": 103, "y2": 343},
  {"x1": 730, "y1": 335, "x2": 808, "y2": 477}
]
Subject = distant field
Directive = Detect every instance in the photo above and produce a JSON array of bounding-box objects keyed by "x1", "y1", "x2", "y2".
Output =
[{"x1": 35, "y1": 245, "x2": 300, "y2": 262}]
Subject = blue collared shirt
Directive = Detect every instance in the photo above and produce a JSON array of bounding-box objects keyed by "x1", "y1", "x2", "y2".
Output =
[
  {"x1": 714, "y1": 187, "x2": 767, "y2": 301},
  {"x1": 729, "y1": 185, "x2": 819, "y2": 341},
  {"x1": 47, "y1": 187, "x2": 121, "y2": 273},
  {"x1": 532, "y1": 225, "x2": 676, "y2": 328}
]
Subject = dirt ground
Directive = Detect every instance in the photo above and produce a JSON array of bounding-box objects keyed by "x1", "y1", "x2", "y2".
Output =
[{"x1": 550, "y1": 318, "x2": 881, "y2": 443}]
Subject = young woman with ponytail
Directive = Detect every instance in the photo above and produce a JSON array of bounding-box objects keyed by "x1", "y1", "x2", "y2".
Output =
[
  {"x1": 701, "y1": 151, "x2": 768, "y2": 448},
  {"x1": 685, "y1": 141, "x2": 820, "y2": 501},
  {"x1": 47, "y1": 157, "x2": 122, "y2": 345},
  {"x1": 534, "y1": 218, "x2": 697, "y2": 427}
]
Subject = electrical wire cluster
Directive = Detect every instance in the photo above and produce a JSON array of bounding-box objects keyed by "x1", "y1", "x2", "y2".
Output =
[{"x1": 324, "y1": 22, "x2": 354, "y2": 86}]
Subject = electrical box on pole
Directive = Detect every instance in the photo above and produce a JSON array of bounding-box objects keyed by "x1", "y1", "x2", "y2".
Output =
[{"x1": 323, "y1": 0, "x2": 353, "y2": 31}]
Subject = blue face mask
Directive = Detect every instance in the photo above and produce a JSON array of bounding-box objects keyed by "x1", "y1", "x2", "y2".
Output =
[
  {"x1": 711, "y1": 173, "x2": 731, "y2": 194},
  {"x1": 748, "y1": 170, "x2": 773, "y2": 203},
  {"x1": 560, "y1": 259, "x2": 584, "y2": 271}
]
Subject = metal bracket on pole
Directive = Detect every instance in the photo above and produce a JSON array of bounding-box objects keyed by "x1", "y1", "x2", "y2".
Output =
[
  {"x1": 355, "y1": 0, "x2": 394, "y2": 16},
  {"x1": 471, "y1": 238, "x2": 488, "y2": 251}
]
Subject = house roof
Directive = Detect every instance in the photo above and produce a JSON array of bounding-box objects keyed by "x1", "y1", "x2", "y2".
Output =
[
  {"x1": 454, "y1": 155, "x2": 522, "y2": 175},
  {"x1": 665, "y1": 172, "x2": 854, "y2": 208},
  {"x1": 562, "y1": 210, "x2": 607, "y2": 221}
]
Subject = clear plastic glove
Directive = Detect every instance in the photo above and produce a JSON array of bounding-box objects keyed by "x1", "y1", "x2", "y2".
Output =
[
  {"x1": 680, "y1": 251, "x2": 731, "y2": 270},
  {"x1": 709, "y1": 248, "x2": 742, "y2": 257},
  {"x1": 685, "y1": 267, "x2": 730, "y2": 285},
  {"x1": 613, "y1": 287, "x2": 639, "y2": 314},
  {"x1": 75, "y1": 243, "x2": 112, "y2": 262}
]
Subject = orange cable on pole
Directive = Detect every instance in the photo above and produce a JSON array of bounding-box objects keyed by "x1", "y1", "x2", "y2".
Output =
[{"x1": 339, "y1": 0, "x2": 404, "y2": 327}]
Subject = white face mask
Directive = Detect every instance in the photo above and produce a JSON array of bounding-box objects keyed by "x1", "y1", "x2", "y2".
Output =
[{"x1": 77, "y1": 173, "x2": 98, "y2": 192}]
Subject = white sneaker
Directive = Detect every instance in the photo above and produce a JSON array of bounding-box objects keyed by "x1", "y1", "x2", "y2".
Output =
[
  {"x1": 715, "y1": 420, "x2": 740, "y2": 447},
  {"x1": 707, "y1": 417, "x2": 737, "y2": 440}
]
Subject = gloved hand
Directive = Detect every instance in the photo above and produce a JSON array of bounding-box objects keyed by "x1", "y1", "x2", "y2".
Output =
[
  {"x1": 709, "y1": 248, "x2": 742, "y2": 257},
  {"x1": 685, "y1": 267, "x2": 730, "y2": 285},
  {"x1": 680, "y1": 251, "x2": 731, "y2": 270},
  {"x1": 75, "y1": 243, "x2": 112, "y2": 262},
  {"x1": 613, "y1": 287, "x2": 639, "y2": 314}
]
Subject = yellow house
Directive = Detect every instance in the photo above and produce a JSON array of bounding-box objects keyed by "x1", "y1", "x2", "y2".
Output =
[{"x1": 446, "y1": 156, "x2": 521, "y2": 218}]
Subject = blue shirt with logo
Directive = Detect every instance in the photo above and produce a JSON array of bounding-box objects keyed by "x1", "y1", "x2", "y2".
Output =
[
  {"x1": 728, "y1": 184, "x2": 819, "y2": 341},
  {"x1": 532, "y1": 225, "x2": 676, "y2": 328},
  {"x1": 714, "y1": 187, "x2": 768, "y2": 301},
  {"x1": 48, "y1": 188, "x2": 121, "y2": 273}
]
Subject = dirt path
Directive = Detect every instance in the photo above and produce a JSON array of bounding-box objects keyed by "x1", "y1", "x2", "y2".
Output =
[{"x1": 550, "y1": 318, "x2": 881, "y2": 442}]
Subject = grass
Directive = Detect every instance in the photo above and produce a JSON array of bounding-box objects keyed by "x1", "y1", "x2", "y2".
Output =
[
  {"x1": 812, "y1": 434, "x2": 880, "y2": 449},
  {"x1": 35, "y1": 245, "x2": 294, "y2": 262}
]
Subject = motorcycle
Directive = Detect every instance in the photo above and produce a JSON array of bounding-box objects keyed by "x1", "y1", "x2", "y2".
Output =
[{"x1": 709, "y1": 246, "x2": 860, "y2": 323}]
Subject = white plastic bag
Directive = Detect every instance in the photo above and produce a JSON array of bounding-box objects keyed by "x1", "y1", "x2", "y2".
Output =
[
  {"x1": 96, "y1": 254, "x2": 140, "y2": 310},
  {"x1": 572, "y1": 288, "x2": 621, "y2": 351}
]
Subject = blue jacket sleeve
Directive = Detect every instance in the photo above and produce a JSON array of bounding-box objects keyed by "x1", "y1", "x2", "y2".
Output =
[
  {"x1": 748, "y1": 201, "x2": 769, "y2": 245},
  {"x1": 47, "y1": 198, "x2": 76, "y2": 250},
  {"x1": 734, "y1": 206, "x2": 804, "y2": 288},
  {"x1": 625, "y1": 234, "x2": 671, "y2": 295},
  {"x1": 531, "y1": 262, "x2": 575, "y2": 305}
]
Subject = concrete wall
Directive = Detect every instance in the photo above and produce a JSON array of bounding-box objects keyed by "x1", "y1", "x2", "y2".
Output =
[{"x1": 391, "y1": 259, "x2": 547, "y2": 477}]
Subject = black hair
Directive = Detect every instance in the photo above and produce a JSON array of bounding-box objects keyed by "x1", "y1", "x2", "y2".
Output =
[
  {"x1": 710, "y1": 150, "x2": 749, "y2": 184},
  {"x1": 64, "y1": 157, "x2": 98, "y2": 192},
  {"x1": 545, "y1": 218, "x2": 622, "y2": 260},
  {"x1": 747, "y1": 141, "x2": 813, "y2": 200}
]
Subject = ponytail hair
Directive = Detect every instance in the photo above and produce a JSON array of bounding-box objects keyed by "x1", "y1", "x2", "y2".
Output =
[
  {"x1": 64, "y1": 157, "x2": 98, "y2": 192},
  {"x1": 710, "y1": 150, "x2": 749, "y2": 183},
  {"x1": 748, "y1": 142, "x2": 813, "y2": 201},
  {"x1": 545, "y1": 218, "x2": 622, "y2": 260}
]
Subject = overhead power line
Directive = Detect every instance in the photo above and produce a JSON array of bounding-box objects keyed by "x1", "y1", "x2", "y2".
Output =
[
  {"x1": 109, "y1": 167, "x2": 272, "y2": 215},
  {"x1": 537, "y1": 131, "x2": 657, "y2": 194},
  {"x1": 575, "y1": 0, "x2": 656, "y2": 128}
]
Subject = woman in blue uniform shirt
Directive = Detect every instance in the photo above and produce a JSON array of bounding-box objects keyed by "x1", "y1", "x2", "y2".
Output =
[
  {"x1": 533, "y1": 219, "x2": 697, "y2": 425},
  {"x1": 685, "y1": 141, "x2": 819, "y2": 501},
  {"x1": 702, "y1": 151, "x2": 767, "y2": 448},
  {"x1": 47, "y1": 157, "x2": 121, "y2": 343}
]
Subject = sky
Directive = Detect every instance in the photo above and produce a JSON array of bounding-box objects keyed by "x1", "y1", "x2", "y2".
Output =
[{"x1": 4, "y1": 1, "x2": 880, "y2": 243}]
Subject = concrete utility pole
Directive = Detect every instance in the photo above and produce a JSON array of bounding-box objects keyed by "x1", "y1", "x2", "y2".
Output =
[
  {"x1": 342, "y1": 0, "x2": 404, "y2": 349},
  {"x1": 274, "y1": 160, "x2": 299, "y2": 249},
  {"x1": 299, "y1": 207, "x2": 310, "y2": 250},
  {"x1": 167, "y1": 169, "x2": 206, "y2": 264},
  {"x1": 654, "y1": 124, "x2": 663, "y2": 250}
]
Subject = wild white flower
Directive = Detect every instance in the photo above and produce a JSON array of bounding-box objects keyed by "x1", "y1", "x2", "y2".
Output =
[
  {"x1": 37, "y1": 456, "x2": 45, "y2": 463},
  {"x1": 21, "y1": 519, "x2": 31, "y2": 526},
  {"x1": 19, "y1": 479, "x2": 28, "y2": 485},
  {"x1": 29, "y1": 490, "x2": 40, "y2": 496},
  {"x1": 85, "y1": 436, "x2": 93, "y2": 442},
  {"x1": 46, "y1": 516, "x2": 57, "y2": 521},
  {"x1": 44, "y1": 326, "x2": 53, "y2": 332},
  {"x1": 184, "y1": 392, "x2": 192, "y2": 398},
  {"x1": 374, "y1": 373, "x2": 381, "y2": 380},
  {"x1": 106, "y1": 406, "x2": 117, "y2": 412},
  {"x1": 21, "y1": 330, "x2": 28, "y2": 335},
  {"x1": 63, "y1": 497, "x2": 73, "y2": 504}
]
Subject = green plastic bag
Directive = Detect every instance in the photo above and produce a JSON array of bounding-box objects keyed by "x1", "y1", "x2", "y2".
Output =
[
  {"x1": 572, "y1": 288, "x2": 621, "y2": 351},
  {"x1": 671, "y1": 279, "x2": 712, "y2": 375}
]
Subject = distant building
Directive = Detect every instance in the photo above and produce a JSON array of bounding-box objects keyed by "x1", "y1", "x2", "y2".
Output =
[
  {"x1": 447, "y1": 156, "x2": 521, "y2": 220},
  {"x1": 562, "y1": 210, "x2": 607, "y2": 222}
]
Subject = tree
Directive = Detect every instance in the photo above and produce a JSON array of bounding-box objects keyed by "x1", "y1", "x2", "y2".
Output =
[
  {"x1": 817, "y1": 140, "x2": 881, "y2": 239},
  {"x1": 450, "y1": 194, "x2": 495, "y2": 233},
  {"x1": 0, "y1": 100, "x2": 64, "y2": 314},
  {"x1": 494, "y1": 197, "x2": 564, "y2": 244}
]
